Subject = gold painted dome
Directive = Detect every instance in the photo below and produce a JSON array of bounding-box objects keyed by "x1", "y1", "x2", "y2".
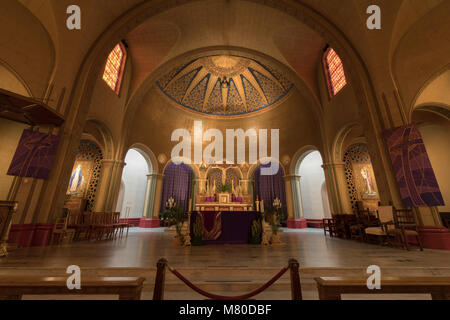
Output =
[{"x1": 156, "y1": 55, "x2": 293, "y2": 116}]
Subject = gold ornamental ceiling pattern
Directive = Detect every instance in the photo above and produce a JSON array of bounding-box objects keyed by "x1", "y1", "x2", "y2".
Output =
[{"x1": 156, "y1": 55, "x2": 293, "y2": 116}]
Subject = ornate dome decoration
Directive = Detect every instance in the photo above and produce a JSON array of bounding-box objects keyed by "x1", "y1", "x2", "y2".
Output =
[{"x1": 156, "y1": 55, "x2": 293, "y2": 116}]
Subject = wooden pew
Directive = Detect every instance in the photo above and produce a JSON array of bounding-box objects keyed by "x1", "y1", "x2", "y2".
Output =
[
  {"x1": 0, "y1": 277, "x2": 145, "y2": 300},
  {"x1": 315, "y1": 277, "x2": 450, "y2": 300}
]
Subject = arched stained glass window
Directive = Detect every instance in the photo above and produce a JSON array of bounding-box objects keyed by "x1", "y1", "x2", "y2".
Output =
[
  {"x1": 324, "y1": 47, "x2": 347, "y2": 97},
  {"x1": 102, "y1": 43, "x2": 126, "y2": 94}
]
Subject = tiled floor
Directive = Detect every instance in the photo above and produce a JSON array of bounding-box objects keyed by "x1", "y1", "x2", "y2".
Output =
[
  {"x1": 1, "y1": 228, "x2": 449, "y2": 300},
  {"x1": 1, "y1": 228, "x2": 449, "y2": 269}
]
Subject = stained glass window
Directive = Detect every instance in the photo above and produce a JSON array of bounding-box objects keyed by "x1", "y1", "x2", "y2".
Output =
[
  {"x1": 324, "y1": 48, "x2": 347, "y2": 97},
  {"x1": 102, "y1": 43, "x2": 126, "y2": 94}
]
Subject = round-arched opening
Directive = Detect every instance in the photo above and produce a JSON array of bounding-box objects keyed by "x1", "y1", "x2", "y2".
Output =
[
  {"x1": 297, "y1": 151, "x2": 330, "y2": 220},
  {"x1": 118, "y1": 149, "x2": 151, "y2": 219}
]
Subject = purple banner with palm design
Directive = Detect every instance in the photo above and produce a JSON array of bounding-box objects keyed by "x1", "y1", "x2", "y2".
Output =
[
  {"x1": 7, "y1": 129, "x2": 60, "y2": 179},
  {"x1": 383, "y1": 124, "x2": 444, "y2": 207}
]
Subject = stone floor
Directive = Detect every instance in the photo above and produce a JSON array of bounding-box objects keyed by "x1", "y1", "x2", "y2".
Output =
[
  {"x1": 1, "y1": 228, "x2": 449, "y2": 269},
  {"x1": 1, "y1": 228, "x2": 449, "y2": 300}
]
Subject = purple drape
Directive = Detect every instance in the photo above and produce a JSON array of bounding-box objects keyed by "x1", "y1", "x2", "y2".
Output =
[
  {"x1": 254, "y1": 163, "x2": 286, "y2": 209},
  {"x1": 160, "y1": 163, "x2": 193, "y2": 212},
  {"x1": 384, "y1": 124, "x2": 444, "y2": 207}
]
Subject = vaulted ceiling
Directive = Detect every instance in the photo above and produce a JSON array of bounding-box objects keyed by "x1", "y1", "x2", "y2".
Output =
[{"x1": 156, "y1": 55, "x2": 293, "y2": 116}]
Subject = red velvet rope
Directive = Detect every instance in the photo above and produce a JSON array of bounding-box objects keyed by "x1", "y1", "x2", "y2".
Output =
[{"x1": 169, "y1": 266, "x2": 289, "y2": 300}]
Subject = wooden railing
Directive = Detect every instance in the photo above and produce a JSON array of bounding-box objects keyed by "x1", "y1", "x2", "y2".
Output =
[
  {"x1": 315, "y1": 277, "x2": 450, "y2": 300},
  {"x1": 153, "y1": 258, "x2": 302, "y2": 300},
  {"x1": 0, "y1": 276, "x2": 145, "y2": 300}
]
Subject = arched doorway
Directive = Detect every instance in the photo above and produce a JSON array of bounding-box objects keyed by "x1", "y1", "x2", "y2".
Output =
[
  {"x1": 297, "y1": 151, "x2": 330, "y2": 220},
  {"x1": 118, "y1": 149, "x2": 151, "y2": 219}
]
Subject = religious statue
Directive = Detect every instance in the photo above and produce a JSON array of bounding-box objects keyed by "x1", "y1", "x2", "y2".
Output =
[
  {"x1": 360, "y1": 166, "x2": 376, "y2": 196},
  {"x1": 212, "y1": 179, "x2": 216, "y2": 195},
  {"x1": 69, "y1": 164, "x2": 83, "y2": 194}
]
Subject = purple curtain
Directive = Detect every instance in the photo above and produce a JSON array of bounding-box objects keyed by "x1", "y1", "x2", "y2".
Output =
[
  {"x1": 160, "y1": 163, "x2": 193, "y2": 212},
  {"x1": 254, "y1": 163, "x2": 286, "y2": 210}
]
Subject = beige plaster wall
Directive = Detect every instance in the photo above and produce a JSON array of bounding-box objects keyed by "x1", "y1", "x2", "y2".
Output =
[
  {"x1": 419, "y1": 123, "x2": 450, "y2": 212},
  {"x1": 126, "y1": 87, "x2": 323, "y2": 171}
]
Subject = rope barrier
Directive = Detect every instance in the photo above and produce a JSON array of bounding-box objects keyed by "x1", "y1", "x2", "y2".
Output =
[{"x1": 168, "y1": 265, "x2": 289, "y2": 300}]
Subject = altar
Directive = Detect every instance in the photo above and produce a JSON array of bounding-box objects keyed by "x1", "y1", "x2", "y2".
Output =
[
  {"x1": 189, "y1": 211, "x2": 261, "y2": 244},
  {"x1": 195, "y1": 193, "x2": 253, "y2": 212}
]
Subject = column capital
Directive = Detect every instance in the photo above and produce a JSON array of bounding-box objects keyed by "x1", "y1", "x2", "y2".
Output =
[
  {"x1": 322, "y1": 162, "x2": 345, "y2": 169},
  {"x1": 101, "y1": 159, "x2": 126, "y2": 167},
  {"x1": 147, "y1": 173, "x2": 164, "y2": 178},
  {"x1": 283, "y1": 174, "x2": 301, "y2": 181}
]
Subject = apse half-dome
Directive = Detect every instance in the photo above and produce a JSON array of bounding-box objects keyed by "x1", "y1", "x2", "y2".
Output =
[{"x1": 156, "y1": 55, "x2": 293, "y2": 116}]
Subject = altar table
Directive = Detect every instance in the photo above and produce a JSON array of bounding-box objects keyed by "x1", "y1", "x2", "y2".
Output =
[{"x1": 189, "y1": 211, "x2": 261, "y2": 244}]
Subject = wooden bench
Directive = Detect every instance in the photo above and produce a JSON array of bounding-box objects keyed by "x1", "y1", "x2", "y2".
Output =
[
  {"x1": 0, "y1": 277, "x2": 145, "y2": 300},
  {"x1": 315, "y1": 277, "x2": 450, "y2": 300}
]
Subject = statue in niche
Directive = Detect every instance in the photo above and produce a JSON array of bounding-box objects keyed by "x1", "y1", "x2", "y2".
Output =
[
  {"x1": 360, "y1": 166, "x2": 376, "y2": 197},
  {"x1": 69, "y1": 164, "x2": 83, "y2": 194}
]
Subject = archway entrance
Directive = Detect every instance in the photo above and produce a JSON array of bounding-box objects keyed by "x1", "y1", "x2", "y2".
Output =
[
  {"x1": 297, "y1": 151, "x2": 330, "y2": 221},
  {"x1": 117, "y1": 149, "x2": 151, "y2": 220}
]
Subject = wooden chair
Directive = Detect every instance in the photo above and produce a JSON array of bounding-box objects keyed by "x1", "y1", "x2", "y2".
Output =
[
  {"x1": 115, "y1": 212, "x2": 131, "y2": 238},
  {"x1": 89, "y1": 212, "x2": 107, "y2": 241},
  {"x1": 50, "y1": 218, "x2": 75, "y2": 245},
  {"x1": 66, "y1": 211, "x2": 87, "y2": 241},
  {"x1": 332, "y1": 214, "x2": 355, "y2": 239},
  {"x1": 350, "y1": 209, "x2": 378, "y2": 241},
  {"x1": 387, "y1": 208, "x2": 423, "y2": 251},
  {"x1": 365, "y1": 206, "x2": 395, "y2": 245},
  {"x1": 323, "y1": 218, "x2": 337, "y2": 237}
]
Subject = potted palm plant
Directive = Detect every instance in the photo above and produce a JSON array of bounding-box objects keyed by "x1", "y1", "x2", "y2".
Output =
[
  {"x1": 192, "y1": 215, "x2": 204, "y2": 246},
  {"x1": 161, "y1": 205, "x2": 186, "y2": 245},
  {"x1": 265, "y1": 205, "x2": 285, "y2": 245}
]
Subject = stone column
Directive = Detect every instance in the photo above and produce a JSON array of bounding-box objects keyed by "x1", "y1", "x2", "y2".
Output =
[
  {"x1": 284, "y1": 175, "x2": 307, "y2": 228},
  {"x1": 146, "y1": 174, "x2": 164, "y2": 227},
  {"x1": 139, "y1": 173, "x2": 160, "y2": 228},
  {"x1": 142, "y1": 174, "x2": 157, "y2": 218},
  {"x1": 322, "y1": 162, "x2": 353, "y2": 215},
  {"x1": 291, "y1": 175, "x2": 305, "y2": 219},
  {"x1": 93, "y1": 159, "x2": 117, "y2": 212}
]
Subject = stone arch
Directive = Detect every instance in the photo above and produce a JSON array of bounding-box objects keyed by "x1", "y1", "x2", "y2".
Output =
[
  {"x1": 409, "y1": 68, "x2": 450, "y2": 122},
  {"x1": 83, "y1": 119, "x2": 115, "y2": 160},
  {"x1": 332, "y1": 122, "x2": 360, "y2": 163},
  {"x1": 41, "y1": 0, "x2": 388, "y2": 223},
  {"x1": 127, "y1": 142, "x2": 159, "y2": 175},
  {"x1": 290, "y1": 145, "x2": 321, "y2": 175},
  {"x1": 0, "y1": 60, "x2": 33, "y2": 97},
  {"x1": 162, "y1": 158, "x2": 200, "y2": 179},
  {"x1": 247, "y1": 157, "x2": 285, "y2": 180}
]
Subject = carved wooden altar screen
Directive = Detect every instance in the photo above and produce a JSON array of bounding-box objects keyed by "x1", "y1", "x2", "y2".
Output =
[{"x1": 0, "y1": 201, "x2": 18, "y2": 257}]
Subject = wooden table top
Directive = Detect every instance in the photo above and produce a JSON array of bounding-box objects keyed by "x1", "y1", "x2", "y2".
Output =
[
  {"x1": 315, "y1": 277, "x2": 450, "y2": 286},
  {"x1": 0, "y1": 277, "x2": 145, "y2": 287}
]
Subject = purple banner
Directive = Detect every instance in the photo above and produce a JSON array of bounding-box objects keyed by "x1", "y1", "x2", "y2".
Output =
[
  {"x1": 383, "y1": 124, "x2": 444, "y2": 207},
  {"x1": 7, "y1": 129, "x2": 60, "y2": 179}
]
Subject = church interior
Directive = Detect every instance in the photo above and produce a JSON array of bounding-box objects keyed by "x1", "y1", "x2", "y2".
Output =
[{"x1": 0, "y1": 0, "x2": 449, "y2": 301}]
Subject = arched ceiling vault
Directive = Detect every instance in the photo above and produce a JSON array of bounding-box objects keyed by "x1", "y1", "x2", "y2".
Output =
[
  {"x1": 123, "y1": 0, "x2": 326, "y2": 103},
  {"x1": 156, "y1": 55, "x2": 294, "y2": 116}
]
